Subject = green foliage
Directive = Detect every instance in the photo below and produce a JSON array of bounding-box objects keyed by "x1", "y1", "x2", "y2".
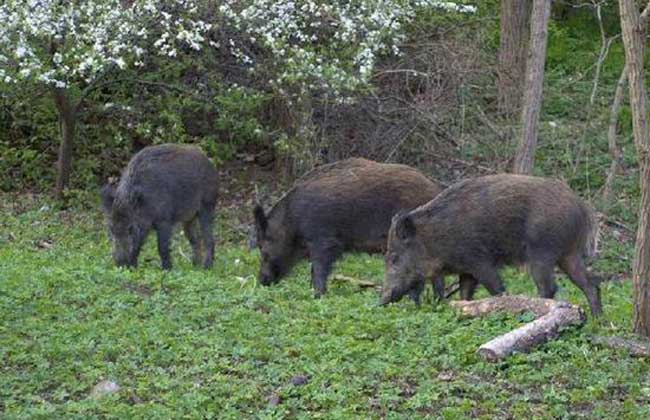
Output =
[
  {"x1": 0, "y1": 84, "x2": 59, "y2": 191},
  {"x1": 1, "y1": 195, "x2": 648, "y2": 418},
  {"x1": 0, "y1": 52, "x2": 272, "y2": 191}
]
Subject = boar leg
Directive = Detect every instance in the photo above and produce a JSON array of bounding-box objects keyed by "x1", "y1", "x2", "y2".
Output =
[
  {"x1": 183, "y1": 218, "x2": 203, "y2": 267},
  {"x1": 459, "y1": 274, "x2": 479, "y2": 300},
  {"x1": 472, "y1": 266, "x2": 506, "y2": 296},
  {"x1": 408, "y1": 281, "x2": 425, "y2": 306},
  {"x1": 156, "y1": 222, "x2": 174, "y2": 270},
  {"x1": 528, "y1": 258, "x2": 558, "y2": 298},
  {"x1": 309, "y1": 242, "x2": 341, "y2": 297},
  {"x1": 198, "y1": 205, "x2": 216, "y2": 269},
  {"x1": 559, "y1": 253, "x2": 602, "y2": 317},
  {"x1": 432, "y1": 275, "x2": 446, "y2": 300}
]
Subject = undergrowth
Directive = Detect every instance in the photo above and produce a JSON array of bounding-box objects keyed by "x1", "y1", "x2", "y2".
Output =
[{"x1": 0, "y1": 194, "x2": 648, "y2": 419}]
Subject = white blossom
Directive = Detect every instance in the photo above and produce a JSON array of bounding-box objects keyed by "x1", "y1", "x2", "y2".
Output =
[
  {"x1": 219, "y1": 0, "x2": 477, "y2": 94},
  {"x1": 0, "y1": 0, "x2": 210, "y2": 89},
  {"x1": 0, "y1": 0, "x2": 477, "y2": 98}
]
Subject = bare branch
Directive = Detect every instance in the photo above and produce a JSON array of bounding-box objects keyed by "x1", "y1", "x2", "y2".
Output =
[
  {"x1": 590, "y1": 2, "x2": 617, "y2": 105},
  {"x1": 642, "y1": 1, "x2": 650, "y2": 20},
  {"x1": 602, "y1": 63, "x2": 628, "y2": 208}
]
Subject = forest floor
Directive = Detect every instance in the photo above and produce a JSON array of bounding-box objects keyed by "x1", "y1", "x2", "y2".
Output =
[{"x1": 1, "y1": 192, "x2": 649, "y2": 419}]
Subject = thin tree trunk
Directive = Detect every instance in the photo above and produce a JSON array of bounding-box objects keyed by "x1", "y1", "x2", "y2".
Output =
[
  {"x1": 590, "y1": 3, "x2": 615, "y2": 106},
  {"x1": 512, "y1": 0, "x2": 551, "y2": 175},
  {"x1": 602, "y1": 63, "x2": 627, "y2": 209},
  {"x1": 290, "y1": 95, "x2": 316, "y2": 175},
  {"x1": 497, "y1": 0, "x2": 532, "y2": 117},
  {"x1": 52, "y1": 87, "x2": 76, "y2": 199},
  {"x1": 619, "y1": 0, "x2": 650, "y2": 337}
]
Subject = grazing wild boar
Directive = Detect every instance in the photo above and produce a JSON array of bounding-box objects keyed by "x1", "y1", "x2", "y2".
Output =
[
  {"x1": 381, "y1": 174, "x2": 603, "y2": 317},
  {"x1": 101, "y1": 144, "x2": 219, "y2": 270},
  {"x1": 253, "y1": 158, "x2": 444, "y2": 297}
]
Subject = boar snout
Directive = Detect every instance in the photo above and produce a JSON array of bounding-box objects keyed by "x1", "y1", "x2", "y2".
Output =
[
  {"x1": 259, "y1": 273, "x2": 273, "y2": 286},
  {"x1": 259, "y1": 267, "x2": 280, "y2": 286},
  {"x1": 379, "y1": 288, "x2": 398, "y2": 306}
]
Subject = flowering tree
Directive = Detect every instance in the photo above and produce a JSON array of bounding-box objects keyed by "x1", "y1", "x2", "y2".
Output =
[
  {"x1": 219, "y1": 0, "x2": 476, "y2": 96},
  {"x1": 0, "y1": 0, "x2": 475, "y2": 194},
  {"x1": 0, "y1": 0, "x2": 210, "y2": 197},
  {"x1": 218, "y1": 0, "x2": 476, "y2": 168}
]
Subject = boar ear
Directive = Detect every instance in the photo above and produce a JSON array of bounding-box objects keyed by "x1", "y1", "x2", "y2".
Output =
[
  {"x1": 100, "y1": 183, "x2": 116, "y2": 213},
  {"x1": 394, "y1": 214, "x2": 416, "y2": 241},
  {"x1": 254, "y1": 204, "x2": 268, "y2": 238}
]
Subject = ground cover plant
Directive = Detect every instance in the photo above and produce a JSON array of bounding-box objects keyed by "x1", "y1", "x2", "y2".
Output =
[{"x1": 1, "y1": 194, "x2": 649, "y2": 419}]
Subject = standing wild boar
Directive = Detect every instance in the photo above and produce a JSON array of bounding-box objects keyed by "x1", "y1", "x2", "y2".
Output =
[
  {"x1": 101, "y1": 144, "x2": 219, "y2": 270},
  {"x1": 381, "y1": 174, "x2": 603, "y2": 317},
  {"x1": 253, "y1": 158, "x2": 444, "y2": 297}
]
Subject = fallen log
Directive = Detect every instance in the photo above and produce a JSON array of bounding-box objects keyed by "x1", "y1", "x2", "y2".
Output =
[
  {"x1": 450, "y1": 295, "x2": 586, "y2": 362},
  {"x1": 591, "y1": 336, "x2": 650, "y2": 357},
  {"x1": 331, "y1": 274, "x2": 380, "y2": 289}
]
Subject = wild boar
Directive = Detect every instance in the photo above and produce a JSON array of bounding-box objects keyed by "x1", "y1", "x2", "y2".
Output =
[
  {"x1": 101, "y1": 143, "x2": 219, "y2": 270},
  {"x1": 381, "y1": 174, "x2": 602, "y2": 317},
  {"x1": 253, "y1": 158, "x2": 444, "y2": 297}
]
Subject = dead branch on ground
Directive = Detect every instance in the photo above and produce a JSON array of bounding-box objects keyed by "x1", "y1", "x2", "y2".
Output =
[{"x1": 451, "y1": 295, "x2": 586, "y2": 362}]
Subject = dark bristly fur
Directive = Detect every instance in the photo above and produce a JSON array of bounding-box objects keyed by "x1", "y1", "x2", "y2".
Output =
[
  {"x1": 100, "y1": 144, "x2": 219, "y2": 270},
  {"x1": 381, "y1": 174, "x2": 603, "y2": 317},
  {"x1": 253, "y1": 158, "x2": 444, "y2": 297}
]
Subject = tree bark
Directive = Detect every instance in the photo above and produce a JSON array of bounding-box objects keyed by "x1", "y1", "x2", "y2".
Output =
[
  {"x1": 52, "y1": 87, "x2": 77, "y2": 199},
  {"x1": 451, "y1": 296, "x2": 585, "y2": 362},
  {"x1": 592, "y1": 335, "x2": 650, "y2": 357},
  {"x1": 497, "y1": 0, "x2": 532, "y2": 117},
  {"x1": 512, "y1": 0, "x2": 551, "y2": 175},
  {"x1": 619, "y1": 0, "x2": 650, "y2": 337}
]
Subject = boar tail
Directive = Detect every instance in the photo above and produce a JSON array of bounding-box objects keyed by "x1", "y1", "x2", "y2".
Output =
[{"x1": 582, "y1": 203, "x2": 600, "y2": 259}]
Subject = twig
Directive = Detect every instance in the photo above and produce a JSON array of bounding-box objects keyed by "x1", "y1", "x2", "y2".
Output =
[
  {"x1": 475, "y1": 105, "x2": 508, "y2": 142},
  {"x1": 372, "y1": 69, "x2": 431, "y2": 79},
  {"x1": 602, "y1": 215, "x2": 634, "y2": 233},
  {"x1": 385, "y1": 124, "x2": 420, "y2": 162},
  {"x1": 602, "y1": 63, "x2": 628, "y2": 208},
  {"x1": 590, "y1": 2, "x2": 619, "y2": 105},
  {"x1": 424, "y1": 150, "x2": 497, "y2": 173},
  {"x1": 444, "y1": 281, "x2": 460, "y2": 299}
]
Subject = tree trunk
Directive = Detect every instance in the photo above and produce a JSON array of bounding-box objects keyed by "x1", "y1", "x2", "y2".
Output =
[
  {"x1": 512, "y1": 0, "x2": 551, "y2": 175},
  {"x1": 52, "y1": 87, "x2": 76, "y2": 199},
  {"x1": 619, "y1": 0, "x2": 650, "y2": 337},
  {"x1": 288, "y1": 94, "x2": 316, "y2": 176},
  {"x1": 497, "y1": 0, "x2": 532, "y2": 117}
]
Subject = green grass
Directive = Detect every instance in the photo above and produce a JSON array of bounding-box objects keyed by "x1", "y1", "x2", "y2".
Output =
[{"x1": 1, "y1": 194, "x2": 649, "y2": 419}]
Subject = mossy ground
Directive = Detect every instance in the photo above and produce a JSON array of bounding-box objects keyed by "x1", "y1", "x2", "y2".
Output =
[{"x1": 1, "y1": 194, "x2": 648, "y2": 419}]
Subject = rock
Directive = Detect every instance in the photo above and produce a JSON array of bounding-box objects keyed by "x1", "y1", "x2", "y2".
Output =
[
  {"x1": 437, "y1": 371, "x2": 455, "y2": 382},
  {"x1": 290, "y1": 375, "x2": 309, "y2": 386},
  {"x1": 90, "y1": 380, "x2": 120, "y2": 399},
  {"x1": 267, "y1": 392, "x2": 281, "y2": 406}
]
